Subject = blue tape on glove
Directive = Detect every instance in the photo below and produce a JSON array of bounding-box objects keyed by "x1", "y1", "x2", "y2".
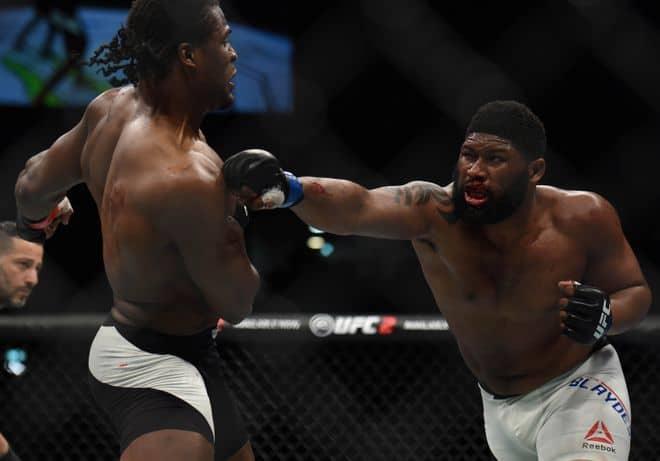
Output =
[{"x1": 282, "y1": 171, "x2": 304, "y2": 208}]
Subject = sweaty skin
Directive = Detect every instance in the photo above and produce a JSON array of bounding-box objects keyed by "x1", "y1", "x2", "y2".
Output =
[
  {"x1": 285, "y1": 134, "x2": 650, "y2": 395},
  {"x1": 15, "y1": 12, "x2": 258, "y2": 335},
  {"x1": 95, "y1": 88, "x2": 257, "y2": 334}
]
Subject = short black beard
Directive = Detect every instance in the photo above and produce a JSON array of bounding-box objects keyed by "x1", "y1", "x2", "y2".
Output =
[
  {"x1": 0, "y1": 269, "x2": 25, "y2": 309},
  {"x1": 451, "y1": 167, "x2": 529, "y2": 225}
]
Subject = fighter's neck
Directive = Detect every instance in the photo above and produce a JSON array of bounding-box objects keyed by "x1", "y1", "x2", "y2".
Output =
[
  {"x1": 137, "y1": 79, "x2": 206, "y2": 138},
  {"x1": 480, "y1": 189, "x2": 540, "y2": 249}
]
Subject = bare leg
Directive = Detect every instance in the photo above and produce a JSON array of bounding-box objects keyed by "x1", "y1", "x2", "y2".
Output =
[{"x1": 120, "y1": 429, "x2": 213, "y2": 461}]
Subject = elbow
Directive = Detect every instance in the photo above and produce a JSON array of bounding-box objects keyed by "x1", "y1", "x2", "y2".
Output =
[
  {"x1": 225, "y1": 268, "x2": 260, "y2": 325},
  {"x1": 223, "y1": 310, "x2": 251, "y2": 326},
  {"x1": 642, "y1": 285, "x2": 653, "y2": 319},
  {"x1": 15, "y1": 176, "x2": 36, "y2": 212},
  {"x1": 15, "y1": 159, "x2": 41, "y2": 211},
  {"x1": 224, "y1": 302, "x2": 254, "y2": 325},
  {"x1": 331, "y1": 228, "x2": 352, "y2": 237}
]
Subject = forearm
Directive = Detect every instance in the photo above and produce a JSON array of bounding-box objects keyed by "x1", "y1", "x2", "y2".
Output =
[
  {"x1": 609, "y1": 284, "x2": 652, "y2": 335},
  {"x1": 292, "y1": 177, "x2": 369, "y2": 235},
  {"x1": 15, "y1": 152, "x2": 66, "y2": 219},
  {"x1": 220, "y1": 261, "x2": 260, "y2": 325}
]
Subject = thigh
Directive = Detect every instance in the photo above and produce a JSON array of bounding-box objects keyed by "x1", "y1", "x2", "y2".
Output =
[
  {"x1": 481, "y1": 390, "x2": 538, "y2": 461},
  {"x1": 200, "y1": 348, "x2": 250, "y2": 460},
  {"x1": 537, "y1": 382, "x2": 630, "y2": 460},
  {"x1": 121, "y1": 429, "x2": 213, "y2": 461},
  {"x1": 89, "y1": 373, "x2": 215, "y2": 452}
]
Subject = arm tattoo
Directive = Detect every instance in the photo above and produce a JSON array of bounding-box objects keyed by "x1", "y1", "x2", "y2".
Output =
[
  {"x1": 395, "y1": 184, "x2": 451, "y2": 207},
  {"x1": 394, "y1": 183, "x2": 455, "y2": 222}
]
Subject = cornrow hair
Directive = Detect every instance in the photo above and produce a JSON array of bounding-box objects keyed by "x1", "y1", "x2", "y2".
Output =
[{"x1": 88, "y1": 0, "x2": 220, "y2": 86}]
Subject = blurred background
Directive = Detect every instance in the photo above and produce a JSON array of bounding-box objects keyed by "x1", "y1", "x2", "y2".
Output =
[
  {"x1": 3, "y1": 1, "x2": 660, "y2": 459},
  {"x1": 0, "y1": 0, "x2": 659, "y2": 317}
]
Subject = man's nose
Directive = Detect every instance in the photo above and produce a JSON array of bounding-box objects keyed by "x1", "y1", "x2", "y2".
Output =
[
  {"x1": 467, "y1": 158, "x2": 487, "y2": 178},
  {"x1": 24, "y1": 269, "x2": 38, "y2": 287}
]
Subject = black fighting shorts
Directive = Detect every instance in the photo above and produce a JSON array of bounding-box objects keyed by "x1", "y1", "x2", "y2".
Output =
[{"x1": 88, "y1": 317, "x2": 248, "y2": 460}]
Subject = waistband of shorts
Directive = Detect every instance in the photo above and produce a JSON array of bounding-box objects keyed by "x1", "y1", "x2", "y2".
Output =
[
  {"x1": 479, "y1": 341, "x2": 615, "y2": 401},
  {"x1": 478, "y1": 382, "x2": 521, "y2": 400},
  {"x1": 104, "y1": 314, "x2": 215, "y2": 358}
]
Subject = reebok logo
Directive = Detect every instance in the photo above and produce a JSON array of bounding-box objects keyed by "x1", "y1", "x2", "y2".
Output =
[
  {"x1": 585, "y1": 421, "x2": 614, "y2": 444},
  {"x1": 582, "y1": 421, "x2": 616, "y2": 453}
]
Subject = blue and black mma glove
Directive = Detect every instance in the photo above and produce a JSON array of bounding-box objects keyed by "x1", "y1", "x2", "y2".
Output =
[
  {"x1": 222, "y1": 149, "x2": 304, "y2": 208},
  {"x1": 562, "y1": 282, "x2": 612, "y2": 345}
]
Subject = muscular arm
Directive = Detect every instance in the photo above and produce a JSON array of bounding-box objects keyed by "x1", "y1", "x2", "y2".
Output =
[
  {"x1": 154, "y1": 165, "x2": 260, "y2": 324},
  {"x1": 582, "y1": 195, "x2": 652, "y2": 334},
  {"x1": 291, "y1": 178, "x2": 453, "y2": 239},
  {"x1": 14, "y1": 105, "x2": 94, "y2": 219}
]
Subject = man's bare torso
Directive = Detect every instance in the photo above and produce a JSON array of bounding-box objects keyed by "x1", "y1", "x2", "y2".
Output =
[
  {"x1": 80, "y1": 86, "x2": 235, "y2": 334},
  {"x1": 413, "y1": 186, "x2": 595, "y2": 395}
]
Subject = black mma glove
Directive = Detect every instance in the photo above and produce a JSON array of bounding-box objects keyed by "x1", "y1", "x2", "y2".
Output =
[
  {"x1": 233, "y1": 204, "x2": 249, "y2": 228},
  {"x1": 222, "y1": 149, "x2": 303, "y2": 208},
  {"x1": 16, "y1": 214, "x2": 47, "y2": 243},
  {"x1": 562, "y1": 282, "x2": 612, "y2": 345},
  {"x1": 16, "y1": 197, "x2": 73, "y2": 243}
]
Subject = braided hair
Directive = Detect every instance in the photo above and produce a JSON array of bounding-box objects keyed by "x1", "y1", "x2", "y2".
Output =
[{"x1": 88, "y1": 0, "x2": 220, "y2": 86}]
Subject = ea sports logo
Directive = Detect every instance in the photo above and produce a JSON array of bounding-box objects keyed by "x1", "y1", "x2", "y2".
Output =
[{"x1": 309, "y1": 314, "x2": 335, "y2": 337}]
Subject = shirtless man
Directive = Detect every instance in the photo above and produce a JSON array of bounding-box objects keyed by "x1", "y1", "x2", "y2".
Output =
[
  {"x1": 223, "y1": 100, "x2": 651, "y2": 460},
  {"x1": 14, "y1": 1, "x2": 258, "y2": 460}
]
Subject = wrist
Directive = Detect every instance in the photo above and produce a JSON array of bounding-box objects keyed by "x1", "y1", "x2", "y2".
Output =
[
  {"x1": 16, "y1": 213, "x2": 47, "y2": 243},
  {"x1": 23, "y1": 207, "x2": 59, "y2": 230},
  {"x1": 281, "y1": 171, "x2": 304, "y2": 208}
]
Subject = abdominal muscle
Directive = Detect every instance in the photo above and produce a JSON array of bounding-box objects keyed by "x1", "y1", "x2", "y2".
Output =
[{"x1": 445, "y1": 305, "x2": 593, "y2": 395}]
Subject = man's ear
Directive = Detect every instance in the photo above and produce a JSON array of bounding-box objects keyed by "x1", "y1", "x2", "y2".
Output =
[
  {"x1": 177, "y1": 43, "x2": 196, "y2": 68},
  {"x1": 529, "y1": 158, "x2": 546, "y2": 183}
]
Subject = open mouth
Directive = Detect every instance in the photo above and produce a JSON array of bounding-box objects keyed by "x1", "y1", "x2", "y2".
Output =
[
  {"x1": 228, "y1": 69, "x2": 237, "y2": 88},
  {"x1": 464, "y1": 185, "x2": 489, "y2": 207}
]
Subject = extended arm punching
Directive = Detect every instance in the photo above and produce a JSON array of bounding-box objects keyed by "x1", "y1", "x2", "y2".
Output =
[
  {"x1": 222, "y1": 149, "x2": 453, "y2": 240},
  {"x1": 293, "y1": 177, "x2": 451, "y2": 239}
]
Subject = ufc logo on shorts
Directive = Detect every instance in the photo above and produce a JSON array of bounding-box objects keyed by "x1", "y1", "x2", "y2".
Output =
[{"x1": 594, "y1": 300, "x2": 611, "y2": 340}]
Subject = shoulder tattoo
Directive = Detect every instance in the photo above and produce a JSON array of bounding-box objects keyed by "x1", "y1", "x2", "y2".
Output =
[{"x1": 393, "y1": 183, "x2": 455, "y2": 222}]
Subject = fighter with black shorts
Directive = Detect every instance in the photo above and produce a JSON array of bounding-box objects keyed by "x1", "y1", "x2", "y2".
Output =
[{"x1": 15, "y1": 2, "x2": 258, "y2": 460}]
